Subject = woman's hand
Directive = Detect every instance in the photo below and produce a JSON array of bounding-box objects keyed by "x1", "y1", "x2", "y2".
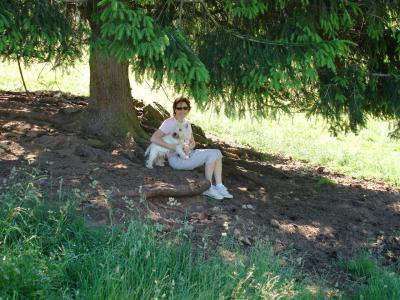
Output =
[{"x1": 183, "y1": 142, "x2": 191, "y2": 155}]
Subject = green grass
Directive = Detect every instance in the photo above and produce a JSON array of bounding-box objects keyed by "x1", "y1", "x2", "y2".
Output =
[
  {"x1": 0, "y1": 60, "x2": 90, "y2": 96},
  {"x1": 340, "y1": 253, "x2": 400, "y2": 300},
  {"x1": 189, "y1": 112, "x2": 400, "y2": 188},
  {"x1": 0, "y1": 168, "x2": 322, "y2": 299},
  {"x1": 1, "y1": 61, "x2": 399, "y2": 187},
  {"x1": 315, "y1": 176, "x2": 337, "y2": 187}
]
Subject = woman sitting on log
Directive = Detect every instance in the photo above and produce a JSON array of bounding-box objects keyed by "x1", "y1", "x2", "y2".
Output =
[{"x1": 150, "y1": 96, "x2": 233, "y2": 200}]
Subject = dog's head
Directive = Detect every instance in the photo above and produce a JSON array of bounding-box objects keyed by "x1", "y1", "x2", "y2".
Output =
[{"x1": 172, "y1": 131, "x2": 185, "y2": 141}]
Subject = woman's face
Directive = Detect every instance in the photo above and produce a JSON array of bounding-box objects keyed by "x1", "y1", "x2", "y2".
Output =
[{"x1": 175, "y1": 101, "x2": 190, "y2": 117}]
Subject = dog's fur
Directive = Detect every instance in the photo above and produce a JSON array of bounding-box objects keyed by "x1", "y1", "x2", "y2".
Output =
[{"x1": 145, "y1": 132, "x2": 189, "y2": 169}]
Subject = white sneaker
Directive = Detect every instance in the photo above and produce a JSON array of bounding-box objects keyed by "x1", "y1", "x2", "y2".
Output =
[
  {"x1": 202, "y1": 186, "x2": 224, "y2": 200},
  {"x1": 215, "y1": 184, "x2": 233, "y2": 199}
]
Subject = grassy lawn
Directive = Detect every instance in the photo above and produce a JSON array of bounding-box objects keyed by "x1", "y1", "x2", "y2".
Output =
[{"x1": 1, "y1": 61, "x2": 399, "y2": 187}]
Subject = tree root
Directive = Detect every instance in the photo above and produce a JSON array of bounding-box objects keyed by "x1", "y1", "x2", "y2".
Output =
[
  {"x1": 224, "y1": 159, "x2": 270, "y2": 190},
  {"x1": 112, "y1": 179, "x2": 211, "y2": 207}
]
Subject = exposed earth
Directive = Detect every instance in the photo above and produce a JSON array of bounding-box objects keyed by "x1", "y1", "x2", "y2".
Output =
[{"x1": 1, "y1": 91, "x2": 399, "y2": 288}]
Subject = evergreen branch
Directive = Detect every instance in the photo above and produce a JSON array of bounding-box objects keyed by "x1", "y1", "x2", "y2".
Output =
[{"x1": 198, "y1": 0, "x2": 310, "y2": 47}]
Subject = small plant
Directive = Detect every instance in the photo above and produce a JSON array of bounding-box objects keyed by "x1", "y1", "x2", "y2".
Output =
[
  {"x1": 88, "y1": 176, "x2": 98, "y2": 189},
  {"x1": 316, "y1": 176, "x2": 336, "y2": 186},
  {"x1": 342, "y1": 254, "x2": 378, "y2": 278},
  {"x1": 167, "y1": 197, "x2": 181, "y2": 206},
  {"x1": 138, "y1": 185, "x2": 146, "y2": 203},
  {"x1": 242, "y1": 204, "x2": 256, "y2": 210},
  {"x1": 298, "y1": 166, "x2": 314, "y2": 176},
  {"x1": 154, "y1": 222, "x2": 164, "y2": 232}
]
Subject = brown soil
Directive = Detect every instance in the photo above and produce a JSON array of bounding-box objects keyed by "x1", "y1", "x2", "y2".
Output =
[{"x1": 1, "y1": 91, "x2": 399, "y2": 287}]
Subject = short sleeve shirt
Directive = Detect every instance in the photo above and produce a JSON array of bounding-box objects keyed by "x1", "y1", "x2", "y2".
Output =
[{"x1": 159, "y1": 117, "x2": 192, "y2": 141}]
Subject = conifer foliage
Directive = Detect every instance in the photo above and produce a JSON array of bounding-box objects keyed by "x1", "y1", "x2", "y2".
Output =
[{"x1": 1, "y1": 0, "x2": 399, "y2": 136}]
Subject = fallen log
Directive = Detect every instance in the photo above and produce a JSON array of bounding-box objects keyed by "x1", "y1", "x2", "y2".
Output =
[{"x1": 112, "y1": 179, "x2": 210, "y2": 207}]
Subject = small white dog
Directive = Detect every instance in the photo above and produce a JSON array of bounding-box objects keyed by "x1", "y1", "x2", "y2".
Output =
[{"x1": 145, "y1": 132, "x2": 189, "y2": 169}]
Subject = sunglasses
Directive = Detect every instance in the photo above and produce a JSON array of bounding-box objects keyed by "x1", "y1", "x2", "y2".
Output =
[{"x1": 175, "y1": 107, "x2": 190, "y2": 111}]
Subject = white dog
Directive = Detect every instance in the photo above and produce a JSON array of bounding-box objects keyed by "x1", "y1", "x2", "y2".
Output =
[{"x1": 145, "y1": 132, "x2": 189, "y2": 169}]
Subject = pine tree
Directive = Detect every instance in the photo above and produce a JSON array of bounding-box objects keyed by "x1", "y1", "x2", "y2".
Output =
[{"x1": 1, "y1": 0, "x2": 399, "y2": 139}]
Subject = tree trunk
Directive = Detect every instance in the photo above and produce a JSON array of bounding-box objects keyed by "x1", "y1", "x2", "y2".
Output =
[{"x1": 83, "y1": 10, "x2": 146, "y2": 142}]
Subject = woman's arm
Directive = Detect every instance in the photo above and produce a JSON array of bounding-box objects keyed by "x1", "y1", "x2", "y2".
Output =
[
  {"x1": 189, "y1": 132, "x2": 196, "y2": 149},
  {"x1": 186, "y1": 123, "x2": 196, "y2": 150},
  {"x1": 150, "y1": 129, "x2": 176, "y2": 151}
]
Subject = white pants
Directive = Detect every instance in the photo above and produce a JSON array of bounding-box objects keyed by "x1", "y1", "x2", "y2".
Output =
[{"x1": 168, "y1": 149, "x2": 223, "y2": 170}]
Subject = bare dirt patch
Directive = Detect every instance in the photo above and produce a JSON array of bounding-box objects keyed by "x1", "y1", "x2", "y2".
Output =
[{"x1": 1, "y1": 91, "x2": 399, "y2": 286}]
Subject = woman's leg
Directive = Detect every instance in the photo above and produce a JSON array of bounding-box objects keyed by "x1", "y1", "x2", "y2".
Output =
[
  {"x1": 205, "y1": 157, "x2": 222, "y2": 185},
  {"x1": 205, "y1": 160, "x2": 216, "y2": 183},
  {"x1": 212, "y1": 158, "x2": 233, "y2": 198},
  {"x1": 169, "y1": 149, "x2": 227, "y2": 189},
  {"x1": 168, "y1": 149, "x2": 221, "y2": 171},
  {"x1": 213, "y1": 158, "x2": 222, "y2": 184}
]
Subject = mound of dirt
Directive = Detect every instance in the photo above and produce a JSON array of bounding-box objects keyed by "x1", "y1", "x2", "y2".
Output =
[{"x1": 1, "y1": 91, "x2": 399, "y2": 287}]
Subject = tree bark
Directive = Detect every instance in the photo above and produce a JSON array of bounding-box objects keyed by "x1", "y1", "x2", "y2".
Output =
[
  {"x1": 112, "y1": 179, "x2": 211, "y2": 203},
  {"x1": 83, "y1": 8, "x2": 146, "y2": 142},
  {"x1": 85, "y1": 50, "x2": 143, "y2": 139}
]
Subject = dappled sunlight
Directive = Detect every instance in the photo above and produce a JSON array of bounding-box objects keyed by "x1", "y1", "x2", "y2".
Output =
[
  {"x1": 279, "y1": 223, "x2": 339, "y2": 242},
  {"x1": 3, "y1": 120, "x2": 33, "y2": 133},
  {"x1": 148, "y1": 209, "x2": 162, "y2": 221},
  {"x1": 388, "y1": 202, "x2": 400, "y2": 214},
  {"x1": 185, "y1": 178, "x2": 196, "y2": 184},
  {"x1": 0, "y1": 139, "x2": 25, "y2": 160},
  {"x1": 110, "y1": 162, "x2": 129, "y2": 169},
  {"x1": 23, "y1": 151, "x2": 39, "y2": 163},
  {"x1": 219, "y1": 249, "x2": 237, "y2": 263},
  {"x1": 280, "y1": 223, "x2": 320, "y2": 239},
  {"x1": 152, "y1": 181, "x2": 175, "y2": 189}
]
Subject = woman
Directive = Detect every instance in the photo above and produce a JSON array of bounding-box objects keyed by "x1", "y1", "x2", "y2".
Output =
[{"x1": 150, "y1": 96, "x2": 233, "y2": 200}]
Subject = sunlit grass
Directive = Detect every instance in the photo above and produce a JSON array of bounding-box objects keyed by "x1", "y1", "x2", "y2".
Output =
[
  {"x1": 0, "y1": 60, "x2": 171, "y2": 101},
  {"x1": 189, "y1": 111, "x2": 400, "y2": 187},
  {"x1": 0, "y1": 60, "x2": 90, "y2": 95},
  {"x1": 1, "y1": 60, "x2": 399, "y2": 187}
]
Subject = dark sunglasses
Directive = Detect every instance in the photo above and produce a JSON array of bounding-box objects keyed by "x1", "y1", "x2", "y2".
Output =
[{"x1": 175, "y1": 107, "x2": 190, "y2": 111}]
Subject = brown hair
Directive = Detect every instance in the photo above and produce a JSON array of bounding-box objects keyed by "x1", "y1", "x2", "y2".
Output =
[{"x1": 172, "y1": 96, "x2": 191, "y2": 116}]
